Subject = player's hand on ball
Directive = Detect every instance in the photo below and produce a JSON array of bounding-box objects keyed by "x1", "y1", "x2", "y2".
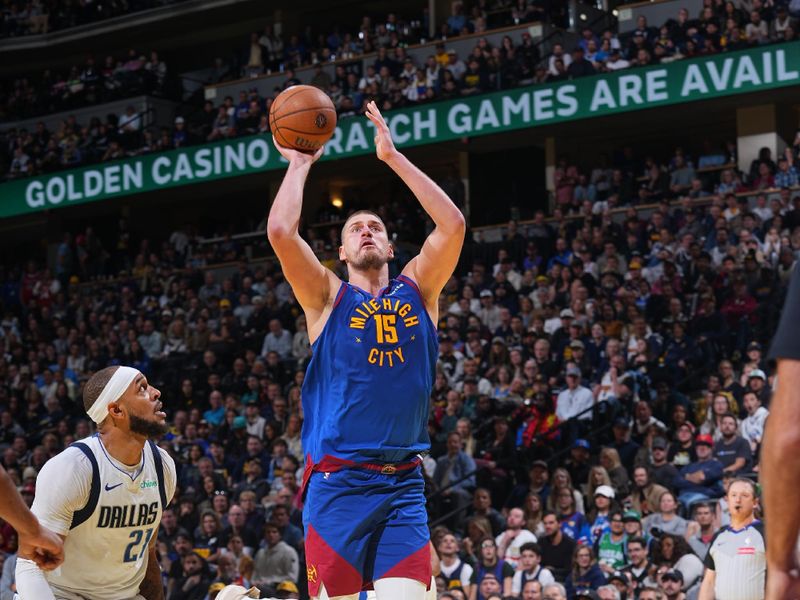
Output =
[
  {"x1": 272, "y1": 136, "x2": 324, "y2": 166},
  {"x1": 365, "y1": 101, "x2": 398, "y2": 163},
  {"x1": 18, "y1": 524, "x2": 64, "y2": 570}
]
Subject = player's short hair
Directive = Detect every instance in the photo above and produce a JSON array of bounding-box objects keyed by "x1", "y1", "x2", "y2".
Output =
[
  {"x1": 83, "y1": 366, "x2": 121, "y2": 412},
  {"x1": 341, "y1": 209, "x2": 386, "y2": 240}
]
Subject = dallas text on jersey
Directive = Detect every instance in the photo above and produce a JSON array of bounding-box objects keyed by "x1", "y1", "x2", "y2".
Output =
[{"x1": 96, "y1": 501, "x2": 160, "y2": 529}]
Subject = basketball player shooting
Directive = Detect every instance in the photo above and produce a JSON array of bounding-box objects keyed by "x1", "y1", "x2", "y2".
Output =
[
  {"x1": 15, "y1": 366, "x2": 177, "y2": 600},
  {"x1": 267, "y1": 100, "x2": 465, "y2": 599}
]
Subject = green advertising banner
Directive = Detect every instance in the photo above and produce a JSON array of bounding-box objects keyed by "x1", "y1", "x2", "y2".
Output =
[{"x1": 2, "y1": 41, "x2": 799, "y2": 218}]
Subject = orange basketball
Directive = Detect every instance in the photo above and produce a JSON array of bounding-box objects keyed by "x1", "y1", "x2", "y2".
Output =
[{"x1": 269, "y1": 85, "x2": 337, "y2": 153}]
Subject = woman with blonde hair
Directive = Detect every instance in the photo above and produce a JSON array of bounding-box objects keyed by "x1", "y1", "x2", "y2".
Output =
[
  {"x1": 462, "y1": 515, "x2": 494, "y2": 564},
  {"x1": 599, "y1": 447, "x2": 630, "y2": 497},
  {"x1": 523, "y1": 492, "x2": 545, "y2": 537},
  {"x1": 586, "y1": 465, "x2": 613, "y2": 501},
  {"x1": 547, "y1": 467, "x2": 585, "y2": 514}
]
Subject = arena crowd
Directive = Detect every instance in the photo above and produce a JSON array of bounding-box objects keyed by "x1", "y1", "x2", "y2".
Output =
[
  {"x1": 2, "y1": 0, "x2": 798, "y2": 180},
  {"x1": 0, "y1": 131, "x2": 797, "y2": 598}
]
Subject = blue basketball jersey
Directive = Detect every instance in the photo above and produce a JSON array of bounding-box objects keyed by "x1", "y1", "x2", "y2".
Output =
[{"x1": 301, "y1": 274, "x2": 438, "y2": 465}]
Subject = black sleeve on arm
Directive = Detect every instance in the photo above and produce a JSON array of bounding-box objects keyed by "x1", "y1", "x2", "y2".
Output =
[
  {"x1": 770, "y1": 264, "x2": 800, "y2": 360},
  {"x1": 704, "y1": 528, "x2": 724, "y2": 571}
]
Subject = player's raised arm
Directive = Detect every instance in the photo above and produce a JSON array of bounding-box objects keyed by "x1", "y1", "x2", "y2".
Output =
[
  {"x1": 364, "y1": 101, "x2": 465, "y2": 314},
  {"x1": 267, "y1": 139, "x2": 339, "y2": 319}
]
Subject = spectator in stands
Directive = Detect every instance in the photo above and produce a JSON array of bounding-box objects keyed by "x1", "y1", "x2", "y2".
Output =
[
  {"x1": 564, "y1": 545, "x2": 606, "y2": 598},
  {"x1": 251, "y1": 522, "x2": 299, "y2": 591},
  {"x1": 713, "y1": 412, "x2": 753, "y2": 474}
]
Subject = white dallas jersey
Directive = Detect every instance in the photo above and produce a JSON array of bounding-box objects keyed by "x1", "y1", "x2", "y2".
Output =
[{"x1": 26, "y1": 434, "x2": 176, "y2": 600}]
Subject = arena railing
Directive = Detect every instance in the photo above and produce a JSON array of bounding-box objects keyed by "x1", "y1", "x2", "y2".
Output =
[{"x1": 427, "y1": 399, "x2": 612, "y2": 528}]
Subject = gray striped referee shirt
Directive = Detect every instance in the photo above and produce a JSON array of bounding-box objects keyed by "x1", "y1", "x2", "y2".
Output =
[{"x1": 704, "y1": 519, "x2": 766, "y2": 600}]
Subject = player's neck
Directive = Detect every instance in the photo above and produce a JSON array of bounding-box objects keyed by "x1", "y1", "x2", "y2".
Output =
[
  {"x1": 99, "y1": 428, "x2": 147, "y2": 466},
  {"x1": 348, "y1": 268, "x2": 390, "y2": 296}
]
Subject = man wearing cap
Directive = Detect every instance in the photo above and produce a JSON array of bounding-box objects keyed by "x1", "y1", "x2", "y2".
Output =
[
  {"x1": 590, "y1": 486, "x2": 617, "y2": 546},
  {"x1": 506, "y1": 461, "x2": 550, "y2": 511},
  {"x1": 745, "y1": 369, "x2": 770, "y2": 406},
  {"x1": 648, "y1": 437, "x2": 680, "y2": 491},
  {"x1": 478, "y1": 289, "x2": 502, "y2": 333},
  {"x1": 672, "y1": 434, "x2": 724, "y2": 507},
  {"x1": 550, "y1": 309, "x2": 575, "y2": 353},
  {"x1": 621, "y1": 511, "x2": 645, "y2": 545},
  {"x1": 596, "y1": 510, "x2": 628, "y2": 574},
  {"x1": 16, "y1": 365, "x2": 177, "y2": 600},
  {"x1": 658, "y1": 569, "x2": 685, "y2": 600},
  {"x1": 566, "y1": 440, "x2": 593, "y2": 487},
  {"x1": 556, "y1": 367, "x2": 594, "y2": 444},
  {"x1": 607, "y1": 571, "x2": 632, "y2": 600}
]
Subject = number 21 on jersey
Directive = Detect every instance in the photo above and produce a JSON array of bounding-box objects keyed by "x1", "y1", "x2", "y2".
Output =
[{"x1": 124, "y1": 527, "x2": 154, "y2": 562}]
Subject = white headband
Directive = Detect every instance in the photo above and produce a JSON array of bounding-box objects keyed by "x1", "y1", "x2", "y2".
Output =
[{"x1": 86, "y1": 366, "x2": 140, "y2": 424}]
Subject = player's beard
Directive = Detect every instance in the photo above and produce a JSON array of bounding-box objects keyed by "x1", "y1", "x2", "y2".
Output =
[
  {"x1": 129, "y1": 413, "x2": 169, "y2": 438},
  {"x1": 349, "y1": 246, "x2": 389, "y2": 271}
]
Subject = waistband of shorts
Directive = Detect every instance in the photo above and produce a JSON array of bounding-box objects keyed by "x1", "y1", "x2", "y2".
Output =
[{"x1": 314, "y1": 454, "x2": 423, "y2": 475}]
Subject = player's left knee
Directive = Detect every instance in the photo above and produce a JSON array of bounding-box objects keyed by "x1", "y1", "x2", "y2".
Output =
[{"x1": 373, "y1": 577, "x2": 427, "y2": 600}]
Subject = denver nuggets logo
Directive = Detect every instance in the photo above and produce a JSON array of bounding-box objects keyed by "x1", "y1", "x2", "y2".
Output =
[
  {"x1": 307, "y1": 564, "x2": 318, "y2": 583},
  {"x1": 315, "y1": 113, "x2": 327, "y2": 128}
]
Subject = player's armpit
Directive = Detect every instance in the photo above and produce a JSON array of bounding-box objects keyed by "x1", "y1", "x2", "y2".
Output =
[{"x1": 139, "y1": 545, "x2": 165, "y2": 600}]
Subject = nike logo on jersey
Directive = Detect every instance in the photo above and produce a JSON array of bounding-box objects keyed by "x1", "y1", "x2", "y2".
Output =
[{"x1": 105, "y1": 482, "x2": 123, "y2": 492}]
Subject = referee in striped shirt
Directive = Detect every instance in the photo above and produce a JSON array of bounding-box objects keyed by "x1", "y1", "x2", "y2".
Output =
[{"x1": 698, "y1": 478, "x2": 765, "y2": 600}]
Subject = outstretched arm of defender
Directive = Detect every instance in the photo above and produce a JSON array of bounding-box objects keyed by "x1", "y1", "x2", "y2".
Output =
[
  {"x1": 267, "y1": 139, "x2": 338, "y2": 315},
  {"x1": 364, "y1": 102, "x2": 465, "y2": 310},
  {"x1": 0, "y1": 466, "x2": 63, "y2": 570}
]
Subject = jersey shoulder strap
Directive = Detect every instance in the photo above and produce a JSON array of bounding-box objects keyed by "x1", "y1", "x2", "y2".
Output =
[
  {"x1": 148, "y1": 440, "x2": 167, "y2": 510},
  {"x1": 69, "y1": 442, "x2": 100, "y2": 530}
]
